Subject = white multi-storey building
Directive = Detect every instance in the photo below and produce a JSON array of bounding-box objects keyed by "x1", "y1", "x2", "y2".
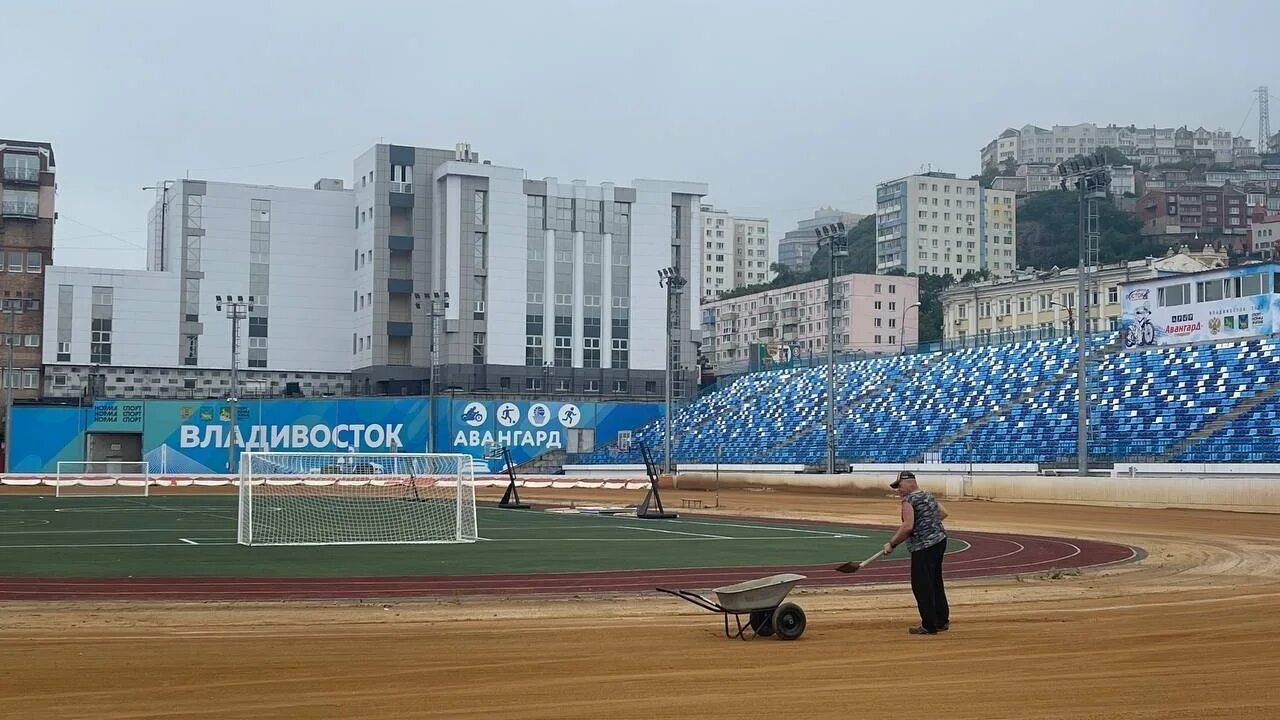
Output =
[
  {"x1": 42, "y1": 143, "x2": 708, "y2": 401},
  {"x1": 697, "y1": 203, "x2": 769, "y2": 299},
  {"x1": 982, "y1": 123, "x2": 1254, "y2": 170},
  {"x1": 43, "y1": 179, "x2": 355, "y2": 398},
  {"x1": 875, "y1": 172, "x2": 1016, "y2": 277}
]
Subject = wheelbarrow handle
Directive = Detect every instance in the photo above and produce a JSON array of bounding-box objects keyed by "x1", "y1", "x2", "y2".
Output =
[{"x1": 655, "y1": 587, "x2": 727, "y2": 614}]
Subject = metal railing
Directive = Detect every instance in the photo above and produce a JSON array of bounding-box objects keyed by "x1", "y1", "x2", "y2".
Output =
[
  {"x1": 0, "y1": 200, "x2": 38, "y2": 218},
  {"x1": 2, "y1": 166, "x2": 40, "y2": 183}
]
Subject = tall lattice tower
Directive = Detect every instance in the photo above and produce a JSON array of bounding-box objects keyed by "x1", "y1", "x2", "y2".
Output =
[{"x1": 1258, "y1": 86, "x2": 1270, "y2": 153}]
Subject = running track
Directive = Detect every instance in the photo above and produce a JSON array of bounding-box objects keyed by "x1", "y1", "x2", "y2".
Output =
[{"x1": 0, "y1": 523, "x2": 1140, "y2": 601}]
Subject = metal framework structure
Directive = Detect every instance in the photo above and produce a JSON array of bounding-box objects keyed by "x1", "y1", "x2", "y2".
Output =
[
  {"x1": 814, "y1": 222, "x2": 847, "y2": 475},
  {"x1": 1057, "y1": 152, "x2": 1111, "y2": 476},
  {"x1": 658, "y1": 267, "x2": 687, "y2": 475},
  {"x1": 415, "y1": 291, "x2": 450, "y2": 452},
  {"x1": 1258, "y1": 85, "x2": 1270, "y2": 155},
  {"x1": 215, "y1": 295, "x2": 255, "y2": 474}
]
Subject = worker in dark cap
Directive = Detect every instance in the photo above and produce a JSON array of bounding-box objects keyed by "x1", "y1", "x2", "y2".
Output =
[{"x1": 883, "y1": 471, "x2": 950, "y2": 635}]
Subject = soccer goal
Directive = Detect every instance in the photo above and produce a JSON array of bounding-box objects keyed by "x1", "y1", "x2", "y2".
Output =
[
  {"x1": 237, "y1": 452, "x2": 478, "y2": 546},
  {"x1": 54, "y1": 461, "x2": 152, "y2": 497}
]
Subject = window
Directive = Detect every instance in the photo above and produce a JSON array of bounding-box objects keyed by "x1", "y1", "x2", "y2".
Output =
[
  {"x1": 57, "y1": 341, "x2": 70, "y2": 362},
  {"x1": 25, "y1": 251, "x2": 41, "y2": 273},
  {"x1": 1158, "y1": 283, "x2": 1191, "y2": 307},
  {"x1": 527, "y1": 292, "x2": 543, "y2": 304},
  {"x1": 874, "y1": 334, "x2": 882, "y2": 344},
  {"x1": 473, "y1": 332, "x2": 486, "y2": 364},
  {"x1": 473, "y1": 190, "x2": 486, "y2": 226},
  {"x1": 6, "y1": 251, "x2": 21, "y2": 272},
  {"x1": 1194, "y1": 280, "x2": 1224, "y2": 303},
  {"x1": 611, "y1": 338, "x2": 629, "y2": 368},
  {"x1": 473, "y1": 232, "x2": 486, "y2": 270},
  {"x1": 889, "y1": 284, "x2": 896, "y2": 294},
  {"x1": 612, "y1": 379, "x2": 628, "y2": 393},
  {"x1": 584, "y1": 379, "x2": 600, "y2": 393}
]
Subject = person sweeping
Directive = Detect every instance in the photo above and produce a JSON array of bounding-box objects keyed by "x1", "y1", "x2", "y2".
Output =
[{"x1": 883, "y1": 471, "x2": 950, "y2": 635}]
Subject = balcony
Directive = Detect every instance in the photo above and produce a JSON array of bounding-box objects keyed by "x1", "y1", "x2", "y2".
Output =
[
  {"x1": 0, "y1": 200, "x2": 38, "y2": 218},
  {"x1": 389, "y1": 181, "x2": 413, "y2": 195},
  {"x1": 386, "y1": 277, "x2": 413, "y2": 294},
  {"x1": 2, "y1": 166, "x2": 40, "y2": 184},
  {"x1": 386, "y1": 321, "x2": 413, "y2": 337},
  {"x1": 388, "y1": 234, "x2": 414, "y2": 251}
]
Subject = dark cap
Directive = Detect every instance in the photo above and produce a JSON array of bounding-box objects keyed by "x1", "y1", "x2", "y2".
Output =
[{"x1": 890, "y1": 471, "x2": 915, "y2": 489}]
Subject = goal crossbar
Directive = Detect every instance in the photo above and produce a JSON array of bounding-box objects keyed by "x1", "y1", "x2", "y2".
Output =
[
  {"x1": 237, "y1": 452, "x2": 478, "y2": 546},
  {"x1": 55, "y1": 461, "x2": 152, "y2": 497}
]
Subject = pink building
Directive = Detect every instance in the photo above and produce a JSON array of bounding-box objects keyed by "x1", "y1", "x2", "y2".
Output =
[{"x1": 701, "y1": 272, "x2": 921, "y2": 373}]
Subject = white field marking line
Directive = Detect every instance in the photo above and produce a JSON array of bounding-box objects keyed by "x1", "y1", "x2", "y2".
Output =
[
  {"x1": 0, "y1": 541, "x2": 239, "y2": 549},
  {"x1": 0, "y1": 506, "x2": 233, "y2": 514},
  {"x1": 605, "y1": 524, "x2": 731, "y2": 539},
  {"x1": 178, "y1": 538, "x2": 199, "y2": 545},
  {"x1": 472, "y1": 535, "x2": 862, "y2": 542},
  {"x1": 659, "y1": 517, "x2": 869, "y2": 538},
  {"x1": 0, "y1": 528, "x2": 228, "y2": 535}
]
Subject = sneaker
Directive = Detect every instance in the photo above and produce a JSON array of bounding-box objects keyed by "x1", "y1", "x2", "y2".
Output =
[
  {"x1": 938, "y1": 623, "x2": 949, "y2": 632},
  {"x1": 908, "y1": 626, "x2": 937, "y2": 635}
]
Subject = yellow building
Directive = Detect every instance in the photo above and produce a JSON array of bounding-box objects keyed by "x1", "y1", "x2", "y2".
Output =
[{"x1": 939, "y1": 245, "x2": 1227, "y2": 346}]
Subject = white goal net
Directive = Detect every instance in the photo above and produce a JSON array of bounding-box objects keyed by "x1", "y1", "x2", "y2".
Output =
[
  {"x1": 55, "y1": 461, "x2": 152, "y2": 497},
  {"x1": 237, "y1": 452, "x2": 478, "y2": 546}
]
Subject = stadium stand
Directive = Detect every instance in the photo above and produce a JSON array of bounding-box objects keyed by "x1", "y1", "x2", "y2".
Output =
[{"x1": 573, "y1": 335, "x2": 1280, "y2": 467}]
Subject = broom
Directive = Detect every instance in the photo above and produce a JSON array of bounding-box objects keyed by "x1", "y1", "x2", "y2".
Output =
[{"x1": 835, "y1": 547, "x2": 888, "y2": 574}]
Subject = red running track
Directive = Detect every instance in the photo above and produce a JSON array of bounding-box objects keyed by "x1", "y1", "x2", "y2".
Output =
[{"x1": 0, "y1": 525, "x2": 1140, "y2": 602}]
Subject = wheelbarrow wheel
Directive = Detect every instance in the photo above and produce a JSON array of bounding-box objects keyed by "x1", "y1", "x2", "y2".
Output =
[
  {"x1": 772, "y1": 602, "x2": 806, "y2": 640},
  {"x1": 748, "y1": 610, "x2": 774, "y2": 637}
]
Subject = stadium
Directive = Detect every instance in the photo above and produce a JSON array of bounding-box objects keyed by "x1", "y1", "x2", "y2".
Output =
[{"x1": 3, "y1": 265, "x2": 1279, "y2": 718}]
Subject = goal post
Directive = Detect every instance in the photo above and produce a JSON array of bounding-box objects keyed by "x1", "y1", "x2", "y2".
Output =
[
  {"x1": 237, "y1": 452, "x2": 478, "y2": 546},
  {"x1": 54, "y1": 461, "x2": 152, "y2": 497}
]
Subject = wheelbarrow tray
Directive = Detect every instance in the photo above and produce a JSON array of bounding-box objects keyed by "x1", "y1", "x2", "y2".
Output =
[{"x1": 712, "y1": 573, "x2": 806, "y2": 613}]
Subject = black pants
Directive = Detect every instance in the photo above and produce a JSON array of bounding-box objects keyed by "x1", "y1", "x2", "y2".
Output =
[{"x1": 910, "y1": 539, "x2": 949, "y2": 632}]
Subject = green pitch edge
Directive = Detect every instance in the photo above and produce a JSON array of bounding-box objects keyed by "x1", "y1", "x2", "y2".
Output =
[{"x1": 0, "y1": 495, "x2": 901, "y2": 579}]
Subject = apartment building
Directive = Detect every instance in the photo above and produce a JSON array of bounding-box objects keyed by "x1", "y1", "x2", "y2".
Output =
[
  {"x1": 1136, "y1": 185, "x2": 1250, "y2": 242},
  {"x1": 0, "y1": 139, "x2": 55, "y2": 402},
  {"x1": 697, "y1": 204, "x2": 769, "y2": 300},
  {"x1": 776, "y1": 208, "x2": 865, "y2": 272},
  {"x1": 939, "y1": 247, "x2": 1227, "y2": 345},
  {"x1": 1252, "y1": 214, "x2": 1280, "y2": 259},
  {"x1": 875, "y1": 172, "x2": 1016, "y2": 277},
  {"x1": 701, "y1": 272, "x2": 919, "y2": 373},
  {"x1": 981, "y1": 123, "x2": 1253, "y2": 170}
]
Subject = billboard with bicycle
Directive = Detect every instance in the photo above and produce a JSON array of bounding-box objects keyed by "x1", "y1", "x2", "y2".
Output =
[{"x1": 1120, "y1": 264, "x2": 1280, "y2": 349}]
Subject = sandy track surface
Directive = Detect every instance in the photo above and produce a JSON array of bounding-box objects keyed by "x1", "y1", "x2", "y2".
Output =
[{"x1": 3, "y1": 488, "x2": 1278, "y2": 719}]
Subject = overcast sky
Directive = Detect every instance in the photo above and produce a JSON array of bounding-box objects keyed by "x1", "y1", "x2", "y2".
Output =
[{"x1": 8, "y1": 0, "x2": 1278, "y2": 269}]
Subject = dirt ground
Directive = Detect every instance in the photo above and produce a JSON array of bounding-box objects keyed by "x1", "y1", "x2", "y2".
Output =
[{"x1": 2, "y1": 487, "x2": 1279, "y2": 720}]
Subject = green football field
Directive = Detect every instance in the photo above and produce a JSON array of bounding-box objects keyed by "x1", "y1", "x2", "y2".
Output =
[{"x1": 0, "y1": 495, "x2": 892, "y2": 578}]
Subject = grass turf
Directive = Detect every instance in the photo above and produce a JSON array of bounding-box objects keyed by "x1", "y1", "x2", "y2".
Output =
[{"x1": 0, "y1": 495, "x2": 893, "y2": 578}]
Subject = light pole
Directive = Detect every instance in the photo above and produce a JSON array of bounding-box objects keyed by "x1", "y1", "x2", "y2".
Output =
[
  {"x1": 658, "y1": 266, "x2": 687, "y2": 475},
  {"x1": 814, "y1": 222, "x2": 847, "y2": 475},
  {"x1": 2, "y1": 296, "x2": 30, "y2": 473},
  {"x1": 1057, "y1": 151, "x2": 1112, "y2": 477},
  {"x1": 1050, "y1": 300, "x2": 1074, "y2": 338},
  {"x1": 414, "y1": 291, "x2": 449, "y2": 452},
  {"x1": 142, "y1": 181, "x2": 175, "y2": 271},
  {"x1": 215, "y1": 295, "x2": 254, "y2": 474},
  {"x1": 899, "y1": 301, "x2": 920, "y2": 355}
]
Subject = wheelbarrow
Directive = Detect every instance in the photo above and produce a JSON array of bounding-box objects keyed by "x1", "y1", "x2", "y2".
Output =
[{"x1": 657, "y1": 573, "x2": 807, "y2": 640}]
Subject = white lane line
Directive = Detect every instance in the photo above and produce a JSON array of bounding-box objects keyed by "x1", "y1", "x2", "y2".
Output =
[
  {"x1": 0, "y1": 528, "x2": 224, "y2": 535},
  {"x1": 608, "y1": 524, "x2": 731, "y2": 539}
]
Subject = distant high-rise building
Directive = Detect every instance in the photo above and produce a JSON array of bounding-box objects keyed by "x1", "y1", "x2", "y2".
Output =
[
  {"x1": 875, "y1": 172, "x2": 1016, "y2": 277},
  {"x1": 697, "y1": 204, "x2": 769, "y2": 299},
  {"x1": 776, "y1": 208, "x2": 865, "y2": 272}
]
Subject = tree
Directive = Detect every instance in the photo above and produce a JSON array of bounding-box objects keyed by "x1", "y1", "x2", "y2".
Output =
[{"x1": 1016, "y1": 189, "x2": 1154, "y2": 270}]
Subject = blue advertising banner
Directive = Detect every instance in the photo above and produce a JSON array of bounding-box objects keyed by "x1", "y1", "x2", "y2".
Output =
[
  {"x1": 9, "y1": 397, "x2": 662, "y2": 474},
  {"x1": 88, "y1": 400, "x2": 146, "y2": 433}
]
